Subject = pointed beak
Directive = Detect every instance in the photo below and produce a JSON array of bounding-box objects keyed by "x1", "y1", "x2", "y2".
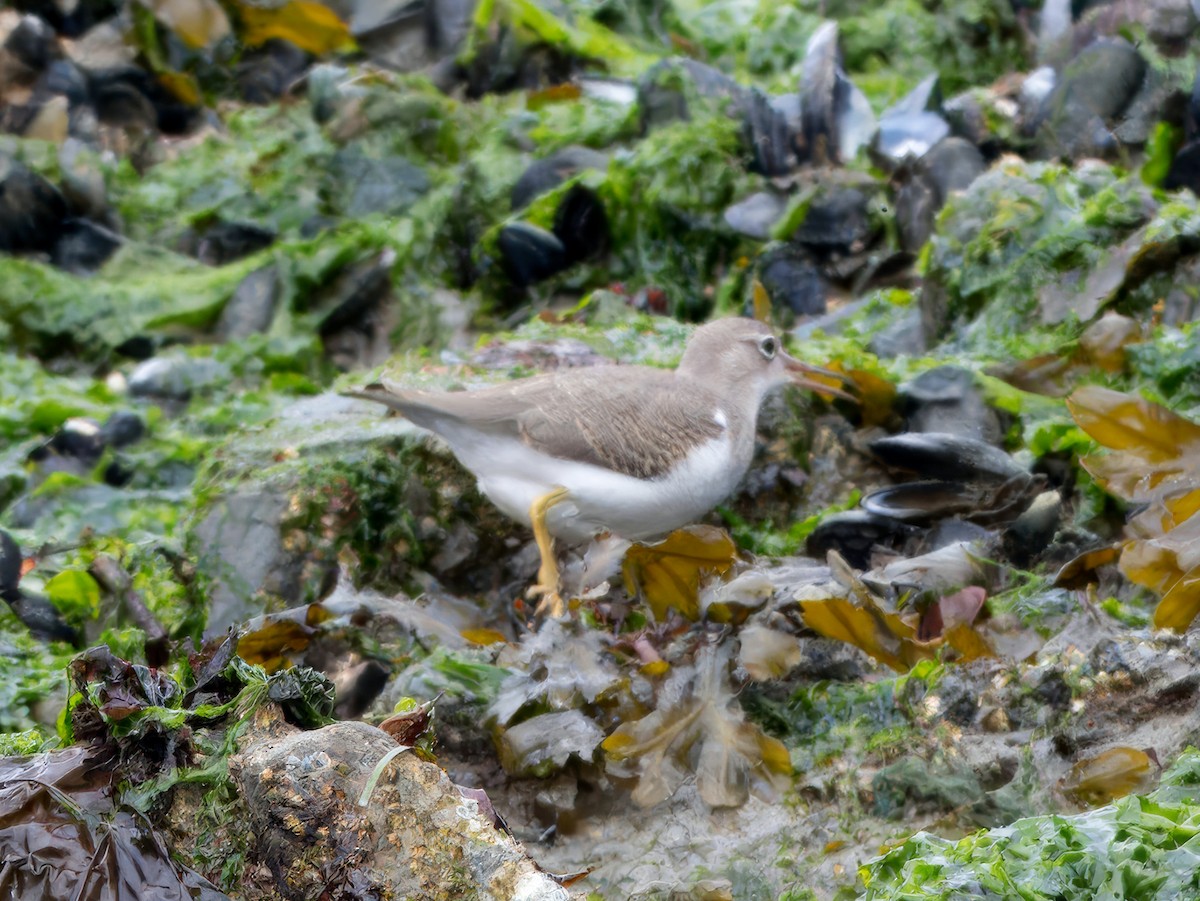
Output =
[{"x1": 782, "y1": 352, "x2": 859, "y2": 403}]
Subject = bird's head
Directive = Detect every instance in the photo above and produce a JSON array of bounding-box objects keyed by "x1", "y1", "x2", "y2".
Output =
[{"x1": 678, "y1": 317, "x2": 853, "y2": 404}]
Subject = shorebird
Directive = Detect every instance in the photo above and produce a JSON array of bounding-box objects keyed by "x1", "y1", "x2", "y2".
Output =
[{"x1": 348, "y1": 318, "x2": 849, "y2": 613}]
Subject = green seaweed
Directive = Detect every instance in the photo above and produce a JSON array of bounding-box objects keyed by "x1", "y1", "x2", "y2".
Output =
[{"x1": 859, "y1": 748, "x2": 1200, "y2": 900}]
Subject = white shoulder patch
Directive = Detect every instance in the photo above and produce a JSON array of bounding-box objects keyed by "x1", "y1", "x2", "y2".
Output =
[{"x1": 712, "y1": 409, "x2": 728, "y2": 429}]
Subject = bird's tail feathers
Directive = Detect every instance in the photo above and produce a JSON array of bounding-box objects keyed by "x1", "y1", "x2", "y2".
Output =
[{"x1": 340, "y1": 383, "x2": 413, "y2": 417}]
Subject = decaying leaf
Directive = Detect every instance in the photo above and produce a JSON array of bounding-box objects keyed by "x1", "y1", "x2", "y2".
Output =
[
  {"x1": 237, "y1": 603, "x2": 333, "y2": 671},
  {"x1": 233, "y1": 0, "x2": 354, "y2": 54},
  {"x1": 1063, "y1": 747, "x2": 1155, "y2": 806},
  {"x1": 823, "y1": 363, "x2": 897, "y2": 426},
  {"x1": 751, "y1": 279, "x2": 772, "y2": 323},
  {"x1": 622, "y1": 525, "x2": 737, "y2": 621},
  {"x1": 802, "y1": 563, "x2": 996, "y2": 671},
  {"x1": 1067, "y1": 386, "x2": 1200, "y2": 464},
  {"x1": 1078, "y1": 312, "x2": 1143, "y2": 373},
  {"x1": 379, "y1": 696, "x2": 437, "y2": 747},
  {"x1": 461, "y1": 628, "x2": 508, "y2": 646},
  {"x1": 602, "y1": 644, "x2": 790, "y2": 808},
  {"x1": 799, "y1": 593, "x2": 922, "y2": 673},
  {"x1": 525, "y1": 83, "x2": 582, "y2": 109},
  {"x1": 738, "y1": 624, "x2": 802, "y2": 681},
  {"x1": 489, "y1": 620, "x2": 621, "y2": 724},
  {"x1": 1152, "y1": 566, "x2": 1200, "y2": 634},
  {"x1": 701, "y1": 570, "x2": 775, "y2": 624},
  {"x1": 916, "y1": 586, "x2": 987, "y2": 642},
  {"x1": 1053, "y1": 544, "x2": 1122, "y2": 589},
  {"x1": 1067, "y1": 387, "x2": 1200, "y2": 631}
]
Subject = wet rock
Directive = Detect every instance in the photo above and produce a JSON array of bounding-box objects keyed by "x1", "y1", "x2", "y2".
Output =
[
  {"x1": 1034, "y1": 38, "x2": 1147, "y2": 159},
  {"x1": 1037, "y1": 0, "x2": 1072, "y2": 57},
  {"x1": 497, "y1": 221, "x2": 568, "y2": 286},
  {"x1": 57, "y1": 138, "x2": 109, "y2": 220},
  {"x1": 327, "y1": 144, "x2": 430, "y2": 217},
  {"x1": 870, "y1": 432, "x2": 1023, "y2": 483},
  {"x1": 511, "y1": 145, "x2": 607, "y2": 211},
  {"x1": 231, "y1": 718, "x2": 567, "y2": 901},
  {"x1": 11, "y1": 0, "x2": 120, "y2": 38},
  {"x1": 235, "y1": 39, "x2": 311, "y2": 104},
  {"x1": 1021, "y1": 66, "x2": 1057, "y2": 113},
  {"x1": 1144, "y1": 0, "x2": 1198, "y2": 47},
  {"x1": 862, "y1": 481, "x2": 994, "y2": 525},
  {"x1": 191, "y1": 490, "x2": 299, "y2": 635},
  {"x1": 127, "y1": 353, "x2": 230, "y2": 401},
  {"x1": 930, "y1": 669, "x2": 983, "y2": 726},
  {"x1": 922, "y1": 137, "x2": 987, "y2": 197},
  {"x1": 218, "y1": 265, "x2": 280, "y2": 340},
  {"x1": 789, "y1": 635, "x2": 870, "y2": 681},
  {"x1": 188, "y1": 391, "x2": 519, "y2": 635},
  {"x1": 31, "y1": 416, "x2": 105, "y2": 465},
  {"x1": 0, "y1": 153, "x2": 67, "y2": 253},
  {"x1": 51, "y1": 218, "x2": 121, "y2": 273},
  {"x1": 0, "y1": 530, "x2": 81, "y2": 645},
  {"x1": 867, "y1": 304, "x2": 926, "y2": 358},
  {"x1": 99, "y1": 411, "x2": 145, "y2": 448},
  {"x1": 3, "y1": 14, "x2": 58, "y2": 78},
  {"x1": 315, "y1": 251, "x2": 396, "y2": 370},
  {"x1": 744, "y1": 88, "x2": 796, "y2": 176},
  {"x1": 62, "y1": 15, "x2": 132, "y2": 70},
  {"x1": 724, "y1": 191, "x2": 786, "y2": 240},
  {"x1": 193, "y1": 221, "x2": 277, "y2": 266},
  {"x1": 1003, "y1": 490, "x2": 1064, "y2": 566},
  {"x1": 89, "y1": 65, "x2": 201, "y2": 134},
  {"x1": 898, "y1": 366, "x2": 1003, "y2": 443},
  {"x1": 806, "y1": 510, "x2": 919, "y2": 570},
  {"x1": 428, "y1": 0, "x2": 476, "y2": 55},
  {"x1": 751, "y1": 245, "x2": 827, "y2": 321},
  {"x1": 349, "y1": 0, "x2": 435, "y2": 73},
  {"x1": 1166, "y1": 140, "x2": 1200, "y2": 193},
  {"x1": 552, "y1": 183, "x2": 609, "y2": 266},
  {"x1": 874, "y1": 75, "x2": 949, "y2": 168},
  {"x1": 894, "y1": 137, "x2": 986, "y2": 253},
  {"x1": 637, "y1": 57, "x2": 748, "y2": 132},
  {"x1": 1113, "y1": 68, "x2": 1179, "y2": 148},
  {"x1": 790, "y1": 186, "x2": 875, "y2": 259},
  {"x1": 799, "y1": 22, "x2": 876, "y2": 165}
]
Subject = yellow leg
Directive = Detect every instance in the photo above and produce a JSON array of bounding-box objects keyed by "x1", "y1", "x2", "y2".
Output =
[{"x1": 526, "y1": 486, "x2": 570, "y2": 617}]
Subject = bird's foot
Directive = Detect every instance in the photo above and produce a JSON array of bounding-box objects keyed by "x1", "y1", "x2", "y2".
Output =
[
  {"x1": 526, "y1": 583, "x2": 566, "y2": 618},
  {"x1": 527, "y1": 486, "x2": 571, "y2": 618}
]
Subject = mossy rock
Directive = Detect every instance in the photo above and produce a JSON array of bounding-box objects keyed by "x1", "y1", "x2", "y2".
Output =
[{"x1": 187, "y1": 391, "x2": 518, "y2": 635}]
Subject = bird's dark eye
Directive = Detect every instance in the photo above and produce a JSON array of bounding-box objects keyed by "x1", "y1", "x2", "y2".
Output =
[{"x1": 759, "y1": 336, "x2": 777, "y2": 359}]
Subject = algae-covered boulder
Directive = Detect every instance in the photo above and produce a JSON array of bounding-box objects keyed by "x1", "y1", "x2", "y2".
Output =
[
  {"x1": 920, "y1": 157, "x2": 1200, "y2": 357},
  {"x1": 187, "y1": 390, "x2": 519, "y2": 635},
  {"x1": 230, "y1": 718, "x2": 569, "y2": 901}
]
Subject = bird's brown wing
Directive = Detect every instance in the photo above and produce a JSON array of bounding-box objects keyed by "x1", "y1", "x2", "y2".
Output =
[{"x1": 359, "y1": 367, "x2": 725, "y2": 479}]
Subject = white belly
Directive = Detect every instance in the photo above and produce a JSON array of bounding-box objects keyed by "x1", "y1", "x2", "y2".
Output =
[{"x1": 440, "y1": 428, "x2": 745, "y2": 543}]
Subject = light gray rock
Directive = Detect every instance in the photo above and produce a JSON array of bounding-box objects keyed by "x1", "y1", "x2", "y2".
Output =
[{"x1": 231, "y1": 719, "x2": 571, "y2": 901}]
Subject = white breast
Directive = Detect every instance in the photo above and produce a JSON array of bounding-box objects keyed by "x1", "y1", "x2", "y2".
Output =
[{"x1": 438, "y1": 425, "x2": 746, "y2": 544}]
